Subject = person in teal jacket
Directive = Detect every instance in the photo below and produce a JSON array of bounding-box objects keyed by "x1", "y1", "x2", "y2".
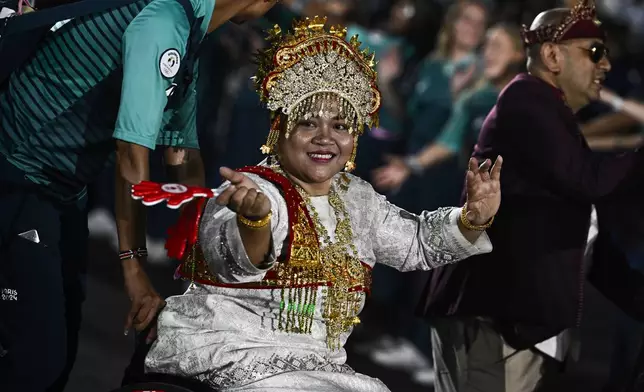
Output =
[
  {"x1": 0, "y1": 1, "x2": 277, "y2": 391},
  {"x1": 372, "y1": 23, "x2": 525, "y2": 192}
]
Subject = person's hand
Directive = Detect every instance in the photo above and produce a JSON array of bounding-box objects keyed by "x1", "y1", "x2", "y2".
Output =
[
  {"x1": 216, "y1": 167, "x2": 271, "y2": 219},
  {"x1": 372, "y1": 155, "x2": 411, "y2": 191},
  {"x1": 464, "y1": 156, "x2": 503, "y2": 225},
  {"x1": 123, "y1": 263, "x2": 165, "y2": 344},
  {"x1": 450, "y1": 62, "x2": 477, "y2": 97}
]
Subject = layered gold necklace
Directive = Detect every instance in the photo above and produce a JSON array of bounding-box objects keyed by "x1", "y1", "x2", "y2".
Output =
[{"x1": 273, "y1": 165, "x2": 365, "y2": 349}]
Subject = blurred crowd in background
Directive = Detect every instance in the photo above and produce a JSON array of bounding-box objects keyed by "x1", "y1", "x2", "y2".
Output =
[{"x1": 84, "y1": 0, "x2": 644, "y2": 389}]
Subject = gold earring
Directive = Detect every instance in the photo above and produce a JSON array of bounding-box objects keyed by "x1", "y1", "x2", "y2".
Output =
[
  {"x1": 261, "y1": 115, "x2": 281, "y2": 154},
  {"x1": 344, "y1": 135, "x2": 358, "y2": 172}
]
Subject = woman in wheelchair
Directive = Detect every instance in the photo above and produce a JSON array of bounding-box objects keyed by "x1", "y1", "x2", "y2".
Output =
[{"x1": 129, "y1": 16, "x2": 502, "y2": 392}]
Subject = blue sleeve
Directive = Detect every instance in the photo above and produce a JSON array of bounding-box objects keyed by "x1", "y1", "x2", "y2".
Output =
[{"x1": 113, "y1": 0, "x2": 191, "y2": 150}]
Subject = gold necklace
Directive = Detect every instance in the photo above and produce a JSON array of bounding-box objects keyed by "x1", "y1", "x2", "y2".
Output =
[
  {"x1": 292, "y1": 183, "x2": 365, "y2": 349},
  {"x1": 271, "y1": 164, "x2": 366, "y2": 349}
]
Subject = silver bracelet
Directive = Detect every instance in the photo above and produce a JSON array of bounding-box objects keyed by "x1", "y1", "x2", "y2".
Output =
[{"x1": 404, "y1": 156, "x2": 424, "y2": 175}]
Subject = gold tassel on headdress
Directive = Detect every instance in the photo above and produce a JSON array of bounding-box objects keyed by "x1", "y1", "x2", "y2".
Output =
[
  {"x1": 344, "y1": 135, "x2": 358, "y2": 172},
  {"x1": 261, "y1": 115, "x2": 282, "y2": 154}
]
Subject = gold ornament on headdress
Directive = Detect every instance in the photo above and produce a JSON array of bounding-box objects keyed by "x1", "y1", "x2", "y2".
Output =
[
  {"x1": 252, "y1": 16, "x2": 382, "y2": 168},
  {"x1": 520, "y1": 0, "x2": 603, "y2": 46}
]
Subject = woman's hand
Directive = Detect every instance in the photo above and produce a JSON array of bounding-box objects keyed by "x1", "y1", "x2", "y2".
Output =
[
  {"x1": 215, "y1": 167, "x2": 271, "y2": 219},
  {"x1": 464, "y1": 156, "x2": 503, "y2": 225},
  {"x1": 123, "y1": 266, "x2": 165, "y2": 343},
  {"x1": 216, "y1": 167, "x2": 273, "y2": 266}
]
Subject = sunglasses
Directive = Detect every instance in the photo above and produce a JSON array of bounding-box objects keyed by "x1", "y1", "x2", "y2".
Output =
[{"x1": 581, "y1": 42, "x2": 609, "y2": 64}]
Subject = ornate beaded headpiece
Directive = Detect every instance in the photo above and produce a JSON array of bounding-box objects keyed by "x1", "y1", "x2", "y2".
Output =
[
  {"x1": 252, "y1": 16, "x2": 382, "y2": 171},
  {"x1": 521, "y1": 0, "x2": 604, "y2": 47}
]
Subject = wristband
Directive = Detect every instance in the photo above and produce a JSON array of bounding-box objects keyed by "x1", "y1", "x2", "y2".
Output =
[{"x1": 119, "y1": 247, "x2": 148, "y2": 261}]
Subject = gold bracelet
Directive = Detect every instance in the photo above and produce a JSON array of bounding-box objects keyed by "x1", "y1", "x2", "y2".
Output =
[
  {"x1": 460, "y1": 204, "x2": 494, "y2": 231},
  {"x1": 237, "y1": 212, "x2": 272, "y2": 229}
]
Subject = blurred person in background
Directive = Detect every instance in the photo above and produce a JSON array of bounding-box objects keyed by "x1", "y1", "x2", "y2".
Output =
[
  {"x1": 372, "y1": 23, "x2": 525, "y2": 191},
  {"x1": 352, "y1": 0, "x2": 439, "y2": 181},
  {"x1": 419, "y1": 1, "x2": 644, "y2": 390},
  {"x1": 384, "y1": 0, "x2": 489, "y2": 184},
  {"x1": 198, "y1": 23, "x2": 270, "y2": 186}
]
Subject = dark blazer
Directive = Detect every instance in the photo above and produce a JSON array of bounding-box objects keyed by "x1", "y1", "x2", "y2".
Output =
[{"x1": 418, "y1": 73, "x2": 644, "y2": 349}]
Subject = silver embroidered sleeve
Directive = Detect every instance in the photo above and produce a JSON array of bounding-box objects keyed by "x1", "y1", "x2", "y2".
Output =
[
  {"x1": 199, "y1": 175, "x2": 289, "y2": 283},
  {"x1": 370, "y1": 193, "x2": 492, "y2": 272}
]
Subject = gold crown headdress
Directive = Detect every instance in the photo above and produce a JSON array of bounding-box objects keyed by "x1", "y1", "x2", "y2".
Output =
[
  {"x1": 521, "y1": 0, "x2": 604, "y2": 46},
  {"x1": 252, "y1": 16, "x2": 382, "y2": 171}
]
